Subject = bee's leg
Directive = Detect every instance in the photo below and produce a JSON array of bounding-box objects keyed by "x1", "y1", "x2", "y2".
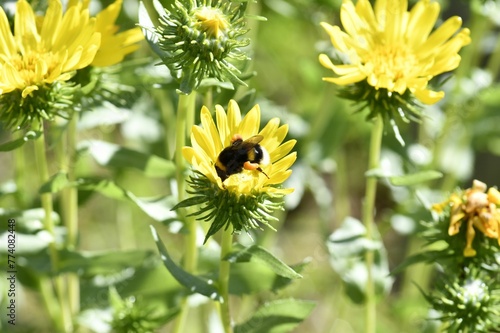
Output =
[
  {"x1": 243, "y1": 161, "x2": 260, "y2": 171},
  {"x1": 244, "y1": 162, "x2": 269, "y2": 179},
  {"x1": 231, "y1": 134, "x2": 243, "y2": 143}
]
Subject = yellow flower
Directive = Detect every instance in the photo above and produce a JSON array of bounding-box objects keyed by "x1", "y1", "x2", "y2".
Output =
[
  {"x1": 0, "y1": 0, "x2": 100, "y2": 98},
  {"x1": 183, "y1": 100, "x2": 296, "y2": 196},
  {"x1": 66, "y1": 0, "x2": 143, "y2": 67},
  {"x1": 319, "y1": 0, "x2": 471, "y2": 105},
  {"x1": 433, "y1": 180, "x2": 500, "y2": 257}
]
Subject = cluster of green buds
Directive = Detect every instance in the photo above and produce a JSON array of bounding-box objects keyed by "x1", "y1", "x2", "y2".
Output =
[{"x1": 152, "y1": 0, "x2": 251, "y2": 94}]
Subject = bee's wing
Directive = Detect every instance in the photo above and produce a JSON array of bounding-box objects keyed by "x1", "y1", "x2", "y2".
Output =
[
  {"x1": 243, "y1": 135, "x2": 263, "y2": 145},
  {"x1": 238, "y1": 135, "x2": 263, "y2": 151}
]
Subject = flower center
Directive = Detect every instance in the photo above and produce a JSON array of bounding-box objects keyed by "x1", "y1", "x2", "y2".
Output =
[
  {"x1": 9, "y1": 50, "x2": 57, "y2": 86},
  {"x1": 194, "y1": 6, "x2": 229, "y2": 38},
  {"x1": 368, "y1": 44, "x2": 416, "y2": 82}
]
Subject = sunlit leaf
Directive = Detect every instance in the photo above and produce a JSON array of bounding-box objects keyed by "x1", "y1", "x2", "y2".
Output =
[
  {"x1": 234, "y1": 299, "x2": 315, "y2": 333},
  {"x1": 225, "y1": 245, "x2": 302, "y2": 279},
  {"x1": 78, "y1": 103, "x2": 131, "y2": 130},
  {"x1": 389, "y1": 171, "x2": 443, "y2": 186},
  {"x1": 39, "y1": 171, "x2": 69, "y2": 194},
  {"x1": 76, "y1": 178, "x2": 177, "y2": 222},
  {"x1": 0, "y1": 131, "x2": 41, "y2": 151},
  {"x1": 80, "y1": 140, "x2": 176, "y2": 178},
  {"x1": 326, "y1": 216, "x2": 393, "y2": 304},
  {"x1": 0, "y1": 208, "x2": 60, "y2": 233},
  {"x1": 58, "y1": 249, "x2": 156, "y2": 276},
  {"x1": 150, "y1": 225, "x2": 222, "y2": 301}
]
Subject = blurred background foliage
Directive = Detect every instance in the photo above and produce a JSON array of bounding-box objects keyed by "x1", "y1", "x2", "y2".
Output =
[{"x1": 1, "y1": 0, "x2": 500, "y2": 332}]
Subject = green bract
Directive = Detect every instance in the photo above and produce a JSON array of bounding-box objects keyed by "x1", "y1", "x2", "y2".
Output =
[
  {"x1": 0, "y1": 81, "x2": 77, "y2": 130},
  {"x1": 173, "y1": 171, "x2": 285, "y2": 244}
]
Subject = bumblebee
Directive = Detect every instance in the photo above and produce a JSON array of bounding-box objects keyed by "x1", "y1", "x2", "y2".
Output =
[{"x1": 215, "y1": 134, "x2": 270, "y2": 181}]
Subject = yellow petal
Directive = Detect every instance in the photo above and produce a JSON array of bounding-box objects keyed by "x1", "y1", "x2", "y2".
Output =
[
  {"x1": 406, "y1": 0, "x2": 439, "y2": 48},
  {"x1": 237, "y1": 104, "x2": 260, "y2": 139},
  {"x1": 191, "y1": 125, "x2": 217, "y2": 162},
  {"x1": 258, "y1": 118, "x2": 280, "y2": 149},
  {"x1": 226, "y1": 100, "x2": 241, "y2": 131},
  {"x1": 215, "y1": 105, "x2": 230, "y2": 146},
  {"x1": 487, "y1": 187, "x2": 500, "y2": 205},
  {"x1": 270, "y1": 140, "x2": 296, "y2": 164},
  {"x1": 413, "y1": 88, "x2": 444, "y2": 105},
  {"x1": 40, "y1": 0, "x2": 62, "y2": 49},
  {"x1": 201, "y1": 106, "x2": 223, "y2": 154},
  {"x1": 15, "y1": 0, "x2": 39, "y2": 53},
  {"x1": 0, "y1": 8, "x2": 16, "y2": 58}
]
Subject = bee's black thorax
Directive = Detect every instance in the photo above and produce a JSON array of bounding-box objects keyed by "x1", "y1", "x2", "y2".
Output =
[{"x1": 215, "y1": 137, "x2": 266, "y2": 181}]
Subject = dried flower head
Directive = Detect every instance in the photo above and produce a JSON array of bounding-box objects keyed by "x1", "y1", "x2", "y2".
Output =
[
  {"x1": 176, "y1": 100, "x2": 296, "y2": 243},
  {"x1": 319, "y1": 0, "x2": 471, "y2": 122},
  {"x1": 432, "y1": 180, "x2": 500, "y2": 257}
]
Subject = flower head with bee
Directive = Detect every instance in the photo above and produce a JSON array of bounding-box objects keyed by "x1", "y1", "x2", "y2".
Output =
[
  {"x1": 319, "y1": 0, "x2": 471, "y2": 121},
  {"x1": 177, "y1": 100, "x2": 297, "y2": 242}
]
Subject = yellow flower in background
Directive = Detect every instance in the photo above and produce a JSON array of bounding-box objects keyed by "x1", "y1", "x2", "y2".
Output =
[
  {"x1": 0, "y1": 0, "x2": 100, "y2": 98},
  {"x1": 183, "y1": 100, "x2": 296, "y2": 196},
  {"x1": 433, "y1": 180, "x2": 500, "y2": 257},
  {"x1": 69, "y1": 0, "x2": 144, "y2": 67},
  {"x1": 319, "y1": 0, "x2": 471, "y2": 105}
]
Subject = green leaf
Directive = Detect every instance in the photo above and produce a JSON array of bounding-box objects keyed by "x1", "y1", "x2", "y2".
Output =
[
  {"x1": 225, "y1": 245, "x2": 302, "y2": 279},
  {"x1": 80, "y1": 140, "x2": 175, "y2": 178},
  {"x1": 76, "y1": 178, "x2": 177, "y2": 222},
  {"x1": 234, "y1": 299, "x2": 315, "y2": 333},
  {"x1": 78, "y1": 104, "x2": 130, "y2": 130},
  {"x1": 389, "y1": 170, "x2": 443, "y2": 186},
  {"x1": 150, "y1": 225, "x2": 223, "y2": 301},
  {"x1": 58, "y1": 249, "x2": 155, "y2": 276},
  {"x1": 0, "y1": 131, "x2": 42, "y2": 151},
  {"x1": 0, "y1": 208, "x2": 60, "y2": 233},
  {"x1": 39, "y1": 171, "x2": 69, "y2": 193},
  {"x1": 326, "y1": 216, "x2": 393, "y2": 304}
]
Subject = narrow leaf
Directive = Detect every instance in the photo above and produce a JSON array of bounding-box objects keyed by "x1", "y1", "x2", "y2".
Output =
[
  {"x1": 326, "y1": 217, "x2": 393, "y2": 304},
  {"x1": 0, "y1": 131, "x2": 41, "y2": 151},
  {"x1": 234, "y1": 299, "x2": 315, "y2": 333},
  {"x1": 39, "y1": 171, "x2": 69, "y2": 193},
  {"x1": 389, "y1": 170, "x2": 443, "y2": 186},
  {"x1": 150, "y1": 225, "x2": 222, "y2": 301},
  {"x1": 76, "y1": 178, "x2": 177, "y2": 222},
  {"x1": 225, "y1": 245, "x2": 302, "y2": 279}
]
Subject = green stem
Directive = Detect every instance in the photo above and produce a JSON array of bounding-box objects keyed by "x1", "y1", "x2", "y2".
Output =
[
  {"x1": 56, "y1": 115, "x2": 80, "y2": 317},
  {"x1": 13, "y1": 131, "x2": 27, "y2": 208},
  {"x1": 333, "y1": 147, "x2": 351, "y2": 228},
  {"x1": 361, "y1": 114, "x2": 384, "y2": 333},
  {"x1": 156, "y1": 89, "x2": 176, "y2": 160},
  {"x1": 172, "y1": 92, "x2": 198, "y2": 333},
  {"x1": 218, "y1": 227, "x2": 233, "y2": 333},
  {"x1": 34, "y1": 121, "x2": 72, "y2": 332}
]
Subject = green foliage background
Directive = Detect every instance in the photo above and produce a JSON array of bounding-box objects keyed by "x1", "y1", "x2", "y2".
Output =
[{"x1": 1, "y1": 0, "x2": 500, "y2": 332}]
